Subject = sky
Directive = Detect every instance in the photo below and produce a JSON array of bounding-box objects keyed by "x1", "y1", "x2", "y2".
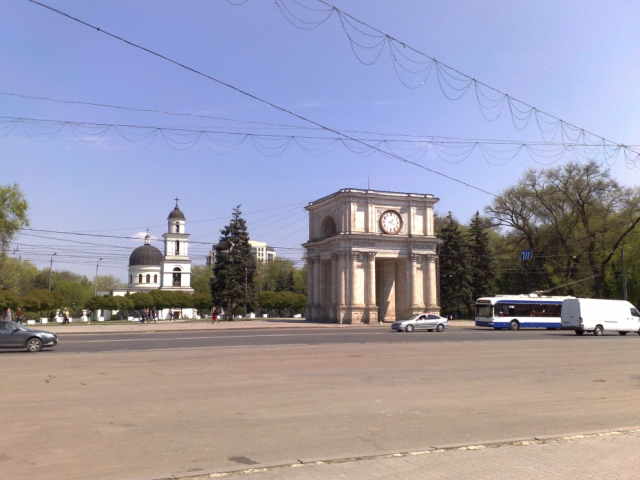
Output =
[{"x1": 2, "y1": 0, "x2": 640, "y2": 281}]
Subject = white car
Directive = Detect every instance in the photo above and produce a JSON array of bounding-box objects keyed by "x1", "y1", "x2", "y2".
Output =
[{"x1": 391, "y1": 313, "x2": 448, "y2": 333}]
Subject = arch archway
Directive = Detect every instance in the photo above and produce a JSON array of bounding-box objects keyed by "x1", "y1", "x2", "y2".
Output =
[
  {"x1": 320, "y1": 215, "x2": 337, "y2": 238},
  {"x1": 173, "y1": 267, "x2": 182, "y2": 287}
]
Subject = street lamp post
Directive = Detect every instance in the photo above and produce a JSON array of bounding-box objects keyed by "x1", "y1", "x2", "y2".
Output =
[
  {"x1": 244, "y1": 267, "x2": 248, "y2": 317},
  {"x1": 94, "y1": 258, "x2": 104, "y2": 296},
  {"x1": 48, "y1": 253, "x2": 57, "y2": 291}
]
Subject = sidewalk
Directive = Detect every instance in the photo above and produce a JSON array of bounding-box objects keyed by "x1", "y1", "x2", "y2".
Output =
[
  {"x1": 28, "y1": 319, "x2": 477, "y2": 335},
  {"x1": 182, "y1": 427, "x2": 640, "y2": 480}
]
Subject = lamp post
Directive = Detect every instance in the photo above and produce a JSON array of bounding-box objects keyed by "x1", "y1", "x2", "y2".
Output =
[
  {"x1": 244, "y1": 267, "x2": 248, "y2": 317},
  {"x1": 48, "y1": 253, "x2": 57, "y2": 291},
  {"x1": 94, "y1": 258, "x2": 104, "y2": 296}
]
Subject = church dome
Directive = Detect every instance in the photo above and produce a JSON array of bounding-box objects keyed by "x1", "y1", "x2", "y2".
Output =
[
  {"x1": 168, "y1": 205, "x2": 185, "y2": 220},
  {"x1": 129, "y1": 236, "x2": 163, "y2": 266}
]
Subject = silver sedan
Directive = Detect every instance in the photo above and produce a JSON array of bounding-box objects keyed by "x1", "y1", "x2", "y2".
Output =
[{"x1": 391, "y1": 313, "x2": 448, "y2": 333}]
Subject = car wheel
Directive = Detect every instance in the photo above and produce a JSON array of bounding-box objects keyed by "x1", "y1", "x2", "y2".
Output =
[
  {"x1": 575, "y1": 330, "x2": 584, "y2": 336},
  {"x1": 619, "y1": 331, "x2": 628, "y2": 336},
  {"x1": 509, "y1": 320, "x2": 520, "y2": 331},
  {"x1": 436, "y1": 324, "x2": 445, "y2": 332},
  {"x1": 406, "y1": 324, "x2": 414, "y2": 333},
  {"x1": 593, "y1": 325, "x2": 603, "y2": 336},
  {"x1": 26, "y1": 338, "x2": 43, "y2": 352}
]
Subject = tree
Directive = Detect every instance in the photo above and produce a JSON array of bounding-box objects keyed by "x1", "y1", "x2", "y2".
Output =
[
  {"x1": 22, "y1": 289, "x2": 64, "y2": 317},
  {"x1": 190, "y1": 265, "x2": 213, "y2": 295},
  {"x1": 486, "y1": 161, "x2": 640, "y2": 298},
  {"x1": 192, "y1": 292, "x2": 212, "y2": 314},
  {"x1": 129, "y1": 292, "x2": 155, "y2": 309},
  {"x1": 0, "y1": 257, "x2": 38, "y2": 294},
  {"x1": 467, "y1": 212, "x2": 497, "y2": 301},
  {"x1": 211, "y1": 206, "x2": 257, "y2": 319},
  {"x1": 0, "y1": 290, "x2": 19, "y2": 311},
  {"x1": 53, "y1": 280, "x2": 93, "y2": 310},
  {"x1": 96, "y1": 275, "x2": 124, "y2": 291},
  {"x1": 257, "y1": 291, "x2": 307, "y2": 316},
  {"x1": 438, "y1": 213, "x2": 473, "y2": 318},
  {"x1": 0, "y1": 183, "x2": 29, "y2": 253}
]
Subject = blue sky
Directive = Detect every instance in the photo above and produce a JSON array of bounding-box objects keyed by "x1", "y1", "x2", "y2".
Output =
[{"x1": 2, "y1": 0, "x2": 640, "y2": 280}]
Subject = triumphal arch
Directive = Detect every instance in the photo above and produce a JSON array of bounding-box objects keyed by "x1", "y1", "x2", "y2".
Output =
[{"x1": 303, "y1": 189, "x2": 440, "y2": 324}]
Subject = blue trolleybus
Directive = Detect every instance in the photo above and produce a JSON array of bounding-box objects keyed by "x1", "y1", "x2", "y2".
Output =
[{"x1": 475, "y1": 295, "x2": 573, "y2": 330}]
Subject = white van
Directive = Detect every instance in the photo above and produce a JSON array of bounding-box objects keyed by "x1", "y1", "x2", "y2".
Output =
[{"x1": 561, "y1": 298, "x2": 640, "y2": 336}]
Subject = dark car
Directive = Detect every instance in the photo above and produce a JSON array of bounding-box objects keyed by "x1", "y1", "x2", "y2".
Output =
[{"x1": 0, "y1": 320, "x2": 58, "y2": 352}]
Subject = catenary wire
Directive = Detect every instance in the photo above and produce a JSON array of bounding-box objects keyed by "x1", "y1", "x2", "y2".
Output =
[{"x1": 28, "y1": 0, "x2": 498, "y2": 197}]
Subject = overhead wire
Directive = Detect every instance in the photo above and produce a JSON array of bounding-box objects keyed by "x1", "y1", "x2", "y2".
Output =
[
  {"x1": 0, "y1": 114, "x2": 622, "y2": 167},
  {"x1": 29, "y1": 0, "x2": 497, "y2": 197},
  {"x1": 228, "y1": 0, "x2": 640, "y2": 168}
]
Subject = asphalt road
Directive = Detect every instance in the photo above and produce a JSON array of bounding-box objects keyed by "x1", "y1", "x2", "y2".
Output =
[
  {"x1": 4, "y1": 326, "x2": 640, "y2": 480},
  {"x1": 9, "y1": 326, "x2": 637, "y2": 354}
]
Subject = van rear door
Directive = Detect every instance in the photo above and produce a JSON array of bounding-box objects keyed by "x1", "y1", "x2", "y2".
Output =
[{"x1": 561, "y1": 299, "x2": 579, "y2": 329}]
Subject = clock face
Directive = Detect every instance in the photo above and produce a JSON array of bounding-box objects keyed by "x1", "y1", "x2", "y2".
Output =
[{"x1": 379, "y1": 210, "x2": 403, "y2": 235}]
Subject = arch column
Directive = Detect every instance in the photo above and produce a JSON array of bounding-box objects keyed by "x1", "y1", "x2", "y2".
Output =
[
  {"x1": 425, "y1": 254, "x2": 439, "y2": 311},
  {"x1": 364, "y1": 252, "x2": 378, "y2": 324},
  {"x1": 313, "y1": 257, "x2": 322, "y2": 319},
  {"x1": 346, "y1": 252, "x2": 365, "y2": 323},
  {"x1": 306, "y1": 256, "x2": 315, "y2": 320}
]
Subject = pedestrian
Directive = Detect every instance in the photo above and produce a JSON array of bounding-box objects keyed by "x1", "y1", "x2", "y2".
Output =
[
  {"x1": 15, "y1": 307, "x2": 23, "y2": 325},
  {"x1": 151, "y1": 307, "x2": 157, "y2": 323},
  {"x1": 211, "y1": 307, "x2": 219, "y2": 324},
  {"x1": 169, "y1": 308, "x2": 174, "y2": 321},
  {"x1": 62, "y1": 308, "x2": 70, "y2": 324},
  {"x1": 141, "y1": 308, "x2": 147, "y2": 324},
  {"x1": 5, "y1": 308, "x2": 12, "y2": 322}
]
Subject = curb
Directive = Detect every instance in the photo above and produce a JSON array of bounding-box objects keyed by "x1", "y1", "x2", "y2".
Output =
[{"x1": 139, "y1": 425, "x2": 640, "y2": 480}]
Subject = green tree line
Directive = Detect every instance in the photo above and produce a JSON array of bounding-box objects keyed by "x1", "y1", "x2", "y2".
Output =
[{"x1": 439, "y1": 161, "x2": 640, "y2": 318}]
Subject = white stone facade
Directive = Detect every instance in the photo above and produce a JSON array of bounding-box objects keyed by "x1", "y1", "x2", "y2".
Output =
[
  {"x1": 111, "y1": 201, "x2": 194, "y2": 296},
  {"x1": 303, "y1": 189, "x2": 440, "y2": 324}
]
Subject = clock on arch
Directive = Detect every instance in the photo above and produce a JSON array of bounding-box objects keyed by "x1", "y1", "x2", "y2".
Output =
[{"x1": 379, "y1": 210, "x2": 403, "y2": 235}]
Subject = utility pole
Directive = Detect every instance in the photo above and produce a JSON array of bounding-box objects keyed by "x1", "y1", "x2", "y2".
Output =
[
  {"x1": 48, "y1": 252, "x2": 57, "y2": 291},
  {"x1": 94, "y1": 258, "x2": 103, "y2": 296},
  {"x1": 621, "y1": 248, "x2": 628, "y2": 301},
  {"x1": 244, "y1": 267, "x2": 248, "y2": 316}
]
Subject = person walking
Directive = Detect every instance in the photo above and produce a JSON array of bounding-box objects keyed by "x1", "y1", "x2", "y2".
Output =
[
  {"x1": 169, "y1": 308, "x2": 174, "y2": 321},
  {"x1": 15, "y1": 307, "x2": 23, "y2": 325},
  {"x1": 151, "y1": 307, "x2": 157, "y2": 323},
  {"x1": 211, "y1": 307, "x2": 219, "y2": 324},
  {"x1": 141, "y1": 308, "x2": 147, "y2": 324},
  {"x1": 5, "y1": 308, "x2": 13, "y2": 322},
  {"x1": 62, "y1": 308, "x2": 70, "y2": 324}
]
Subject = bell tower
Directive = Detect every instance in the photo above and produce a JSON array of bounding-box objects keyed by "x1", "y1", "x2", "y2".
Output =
[{"x1": 160, "y1": 198, "x2": 194, "y2": 292}]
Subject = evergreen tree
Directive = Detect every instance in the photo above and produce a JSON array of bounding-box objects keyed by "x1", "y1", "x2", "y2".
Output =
[
  {"x1": 285, "y1": 270, "x2": 295, "y2": 292},
  {"x1": 439, "y1": 213, "x2": 473, "y2": 319},
  {"x1": 274, "y1": 270, "x2": 287, "y2": 292},
  {"x1": 211, "y1": 206, "x2": 257, "y2": 319},
  {"x1": 467, "y1": 211, "x2": 497, "y2": 303}
]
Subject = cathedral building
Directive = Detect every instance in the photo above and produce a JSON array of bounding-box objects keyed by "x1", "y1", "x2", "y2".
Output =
[{"x1": 111, "y1": 200, "x2": 194, "y2": 296}]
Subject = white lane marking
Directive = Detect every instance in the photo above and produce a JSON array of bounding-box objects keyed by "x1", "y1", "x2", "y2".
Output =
[
  {"x1": 59, "y1": 329, "x2": 490, "y2": 343},
  {"x1": 64, "y1": 343, "x2": 311, "y2": 353},
  {"x1": 60, "y1": 331, "x2": 394, "y2": 343}
]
